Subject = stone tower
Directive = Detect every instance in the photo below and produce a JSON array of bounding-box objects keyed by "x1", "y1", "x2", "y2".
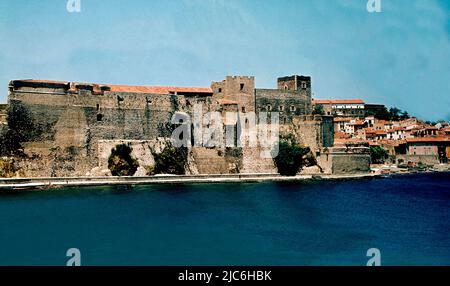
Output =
[
  {"x1": 211, "y1": 76, "x2": 255, "y2": 113},
  {"x1": 277, "y1": 75, "x2": 311, "y2": 98}
]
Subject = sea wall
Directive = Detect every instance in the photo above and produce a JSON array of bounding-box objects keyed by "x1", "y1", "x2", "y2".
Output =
[{"x1": 395, "y1": 155, "x2": 440, "y2": 165}]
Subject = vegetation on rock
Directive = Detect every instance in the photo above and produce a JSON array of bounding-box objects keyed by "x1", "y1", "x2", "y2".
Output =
[
  {"x1": 370, "y1": 146, "x2": 389, "y2": 164},
  {"x1": 312, "y1": 105, "x2": 325, "y2": 116},
  {"x1": 0, "y1": 158, "x2": 16, "y2": 178},
  {"x1": 152, "y1": 143, "x2": 187, "y2": 175},
  {"x1": 366, "y1": 106, "x2": 411, "y2": 121},
  {"x1": 108, "y1": 144, "x2": 139, "y2": 176},
  {"x1": 0, "y1": 102, "x2": 36, "y2": 156},
  {"x1": 272, "y1": 133, "x2": 309, "y2": 176}
]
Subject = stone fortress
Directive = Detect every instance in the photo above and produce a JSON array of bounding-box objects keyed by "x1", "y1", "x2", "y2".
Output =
[{"x1": 2, "y1": 74, "x2": 370, "y2": 178}]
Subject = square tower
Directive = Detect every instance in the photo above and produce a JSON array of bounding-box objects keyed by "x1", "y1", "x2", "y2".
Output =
[{"x1": 277, "y1": 75, "x2": 311, "y2": 97}]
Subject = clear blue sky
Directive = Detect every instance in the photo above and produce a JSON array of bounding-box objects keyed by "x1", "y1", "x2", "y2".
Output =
[{"x1": 0, "y1": 0, "x2": 449, "y2": 121}]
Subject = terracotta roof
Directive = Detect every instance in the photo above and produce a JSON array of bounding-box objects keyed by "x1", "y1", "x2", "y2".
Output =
[
  {"x1": 12, "y1": 79, "x2": 213, "y2": 95},
  {"x1": 334, "y1": 132, "x2": 351, "y2": 139},
  {"x1": 109, "y1": 85, "x2": 213, "y2": 94},
  {"x1": 348, "y1": 120, "x2": 366, "y2": 126},
  {"x1": 334, "y1": 117, "x2": 353, "y2": 122},
  {"x1": 378, "y1": 139, "x2": 406, "y2": 146},
  {"x1": 422, "y1": 126, "x2": 438, "y2": 130},
  {"x1": 364, "y1": 128, "x2": 376, "y2": 134},
  {"x1": 313, "y1": 99, "x2": 365, "y2": 105},
  {"x1": 406, "y1": 137, "x2": 450, "y2": 143},
  {"x1": 375, "y1": 120, "x2": 392, "y2": 125}
]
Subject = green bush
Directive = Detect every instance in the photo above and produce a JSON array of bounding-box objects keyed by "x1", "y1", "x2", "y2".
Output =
[
  {"x1": 108, "y1": 144, "x2": 139, "y2": 176},
  {"x1": 370, "y1": 146, "x2": 388, "y2": 164},
  {"x1": 0, "y1": 102, "x2": 36, "y2": 156},
  {"x1": 273, "y1": 133, "x2": 309, "y2": 176},
  {"x1": 152, "y1": 143, "x2": 187, "y2": 175},
  {"x1": 312, "y1": 105, "x2": 325, "y2": 115}
]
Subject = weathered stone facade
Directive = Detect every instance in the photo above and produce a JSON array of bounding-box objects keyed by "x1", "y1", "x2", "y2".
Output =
[{"x1": 1, "y1": 74, "x2": 370, "y2": 177}]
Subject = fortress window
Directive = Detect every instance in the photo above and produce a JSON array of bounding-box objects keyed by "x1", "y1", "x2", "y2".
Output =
[
  {"x1": 283, "y1": 117, "x2": 287, "y2": 124},
  {"x1": 96, "y1": 104, "x2": 100, "y2": 111},
  {"x1": 240, "y1": 83, "x2": 245, "y2": 91},
  {"x1": 241, "y1": 106, "x2": 246, "y2": 113},
  {"x1": 97, "y1": 114, "x2": 103, "y2": 122},
  {"x1": 279, "y1": 106, "x2": 284, "y2": 112},
  {"x1": 218, "y1": 88, "x2": 222, "y2": 93},
  {"x1": 267, "y1": 105, "x2": 272, "y2": 111},
  {"x1": 290, "y1": 106, "x2": 296, "y2": 112},
  {"x1": 301, "y1": 82, "x2": 307, "y2": 89},
  {"x1": 284, "y1": 85, "x2": 288, "y2": 90}
]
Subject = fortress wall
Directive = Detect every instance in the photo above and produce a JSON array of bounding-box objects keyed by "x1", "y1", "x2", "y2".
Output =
[
  {"x1": 3, "y1": 76, "x2": 368, "y2": 177},
  {"x1": 281, "y1": 115, "x2": 334, "y2": 152},
  {"x1": 330, "y1": 154, "x2": 371, "y2": 174},
  {"x1": 255, "y1": 89, "x2": 312, "y2": 124},
  {"x1": 7, "y1": 85, "x2": 179, "y2": 177}
]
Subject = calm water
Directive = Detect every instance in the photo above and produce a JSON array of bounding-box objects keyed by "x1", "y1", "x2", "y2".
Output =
[{"x1": 0, "y1": 173, "x2": 449, "y2": 266}]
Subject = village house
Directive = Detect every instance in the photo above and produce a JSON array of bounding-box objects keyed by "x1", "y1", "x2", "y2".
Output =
[
  {"x1": 386, "y1": 126, "x2": 406, "y2": 140},
  {"x1": 344, "y1": 119, "x2": 367, "y2": 135},
  {"x1": 333, "y1": 117, "x2": 352, "y2": 133},
  {"x1": 376, "y1": 130, "x2": 388, "y2": 140},
  {"x1": 373, "y1": 119, "x2": 394, "y2": 132},
  {"x1": 413, "y1": 126, "x2": 439, "y2": 137},
  {"x1": 313, "y1": 99, "x2": 365, "y2": 117},
  {"x1": 403, "y1": 137, "x2": 450, "y2": 163}
]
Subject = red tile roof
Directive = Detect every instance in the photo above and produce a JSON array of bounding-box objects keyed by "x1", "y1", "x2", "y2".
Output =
[
  {"x1": 313, "y1": 99, "x2": 365, "y2": 105},
  {"x1": 334, "y1": 132, "x2": 351, "y2": 139},
  {"x1": 109, "y1": 85, "x2": 213, "y2": 94},
  {"x1": 378, "y1": 139, "x2": 406, "y2": 146},
  {"x1": 406, "y1": 137, "x2": 450, "y2": 143},
  {"x1": 364, "y1": 128, "x2": 376, "y2": 134},
  {"x1": 12, "y1": 79, "x2": 213, "y2": 94},
  {"x1": 348, "y1": 120, "x2": 366, "y2": 126},
  {"x1": 333, "y1": 117, "x2": 353, "y2": 122},
  {"x1": 375, "y1": 120, "x2": 392, "y2": 125}
]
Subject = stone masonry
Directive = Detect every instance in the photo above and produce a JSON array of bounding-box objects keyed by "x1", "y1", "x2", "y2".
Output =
[{"x1": 1, "y1": 74, "x2": 370, "y2": 177}]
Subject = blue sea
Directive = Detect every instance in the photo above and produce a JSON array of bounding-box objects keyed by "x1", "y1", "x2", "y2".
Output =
[{"x1": 0, "y1": 172, "x2": 449, "y2": 266}]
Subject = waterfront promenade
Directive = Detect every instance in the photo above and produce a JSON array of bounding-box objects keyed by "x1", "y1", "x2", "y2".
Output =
[{"x1": 0, "y1": 173, "x2": 381, "y2": 191}]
